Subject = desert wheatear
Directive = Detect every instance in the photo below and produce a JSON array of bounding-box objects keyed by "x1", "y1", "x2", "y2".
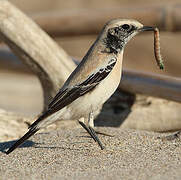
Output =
[{"x1": 6, "y1": 19, "x2": 163, "y2": 154}]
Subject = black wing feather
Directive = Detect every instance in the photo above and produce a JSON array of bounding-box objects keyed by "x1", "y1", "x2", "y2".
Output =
[{"x1": 48, "y1": 58, "x2": 117, "y2": 110}]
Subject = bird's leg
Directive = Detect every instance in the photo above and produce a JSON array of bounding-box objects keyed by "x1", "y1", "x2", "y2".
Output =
[
  {"x1": 88, "y1": 126, "x2": 104, "y2": 150},
  {"x1": 95, "y1": 131, "x2": 114, "y2": 137},
  {"x1": 79, "y1": 112, "x2": 104, "y2": 150},
  {"x1": 78, "y1": 121, "x2": 97, "y2": 142},
  {"x1": 88, "y1": 112, "x2": 114, "y2": 137},
  {"x1": 160, "y1": 131, "x2": 181, "y2": 141},
  {"x1": 88, "y1": 112, "x2": 94, "y2": 128}
]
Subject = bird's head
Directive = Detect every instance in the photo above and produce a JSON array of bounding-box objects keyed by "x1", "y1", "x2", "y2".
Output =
[{"x1": 102, "y1": 19, "x2": 154, "y2": 54}]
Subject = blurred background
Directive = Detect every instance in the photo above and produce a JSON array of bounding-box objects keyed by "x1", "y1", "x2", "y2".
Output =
[{"x1": 0, "y1": 0, "x2": 181, "y2": 115}]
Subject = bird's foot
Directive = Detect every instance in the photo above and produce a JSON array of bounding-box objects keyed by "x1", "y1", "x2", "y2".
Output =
[
  {"x1": 158, "y1": 131, "x2": 181, "y2": 141},
  {"x1": 79, "y1": 121, "x2": 104, "y2": 150},
  {"x1": 95, "y1": 130, "x2": 114, "y2": 137}
]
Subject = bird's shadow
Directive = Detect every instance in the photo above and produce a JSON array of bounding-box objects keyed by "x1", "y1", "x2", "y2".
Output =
[
  {"x1": 0, "y1": 140, "x2": 68, "y2": 154},
  {"x1": 0, "y1": 132, "x2": 52, "y2": 154},
  {"x1": 0, "y1": 140, "x2": 35, "y2": 154},
  {"x1": 0, "y1": 132, "x2": 94, "y2": 154}
]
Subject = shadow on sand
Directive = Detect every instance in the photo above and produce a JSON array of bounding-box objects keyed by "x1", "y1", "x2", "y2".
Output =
[{"x1": 0, "y1": 140, "x2": 35, "y2": 154}]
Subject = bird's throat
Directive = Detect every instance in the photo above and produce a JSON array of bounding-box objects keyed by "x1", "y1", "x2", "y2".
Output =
[{"x1": 103, "y1": 34, "x2": 124, "y2": 54}]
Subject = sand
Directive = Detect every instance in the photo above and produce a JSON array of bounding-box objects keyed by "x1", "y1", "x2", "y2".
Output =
[{"x1": 1, "y1": 127, "x2": 181, "y2": 180}]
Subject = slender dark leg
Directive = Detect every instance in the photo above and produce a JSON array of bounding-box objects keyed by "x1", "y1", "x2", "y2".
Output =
[
  {"x1": 78, "y1": 120, "x2": 104, "y2": 150},
  {"x1": 160, "y1": 131, "x2": 181, "y2": 140},
  {"x1": 88, "y1": 112, "x2": 114, "y2": 137},
  {"x1": 78, "y1": 121, "x2": 97, "y2": 142},
  {"x1": 95, "y1": 131, "x2": 114, "y2": 137},
  {"x1": 89, "y1": 126, "x2": 104, "y2": 150}
]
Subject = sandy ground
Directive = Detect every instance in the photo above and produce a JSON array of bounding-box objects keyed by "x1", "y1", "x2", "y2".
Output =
[{"x1": 1, "y1": 127, "x2": 181, "y2": 180}]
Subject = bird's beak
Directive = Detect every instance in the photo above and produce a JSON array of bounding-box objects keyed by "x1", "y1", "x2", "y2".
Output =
[{"x1": 138, "y1": 26, "x2": 155, "y2": 32}]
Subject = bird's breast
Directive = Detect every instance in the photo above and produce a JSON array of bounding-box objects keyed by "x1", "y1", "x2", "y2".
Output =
[{"x1": 67, "y1": 54, "x2": 123, "y2": 119}]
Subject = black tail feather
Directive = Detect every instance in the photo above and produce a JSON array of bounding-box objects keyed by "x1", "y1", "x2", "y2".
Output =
[
  {"x1": 6, "y1": 111, "x2": 51, "y2": 154},
  {"x1": 6, "y1": 128, "x2": 39, "y2": 155},
  {"x1": 28, "y1": 111, "x2": 51, "y2": 129}
]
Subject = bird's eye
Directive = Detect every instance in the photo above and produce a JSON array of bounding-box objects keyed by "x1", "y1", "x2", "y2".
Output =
[{"x1": 121, "y1": 24, "x2": 131, "y2": 30}]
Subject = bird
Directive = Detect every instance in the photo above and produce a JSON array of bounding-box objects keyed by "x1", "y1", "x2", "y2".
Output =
[{"x1": 6, "y1": 19, "x2": 156, "y2": 154}]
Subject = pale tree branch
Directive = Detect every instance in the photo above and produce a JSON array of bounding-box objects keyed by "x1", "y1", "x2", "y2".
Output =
[{"x1": 0, "y1": 0, "x2": 76, "y2": 108}]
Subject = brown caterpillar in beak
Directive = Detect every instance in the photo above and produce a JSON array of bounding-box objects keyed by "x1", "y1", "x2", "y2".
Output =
[{"x1": 154, "y1": 28, "x2": 164, "y2": 70}]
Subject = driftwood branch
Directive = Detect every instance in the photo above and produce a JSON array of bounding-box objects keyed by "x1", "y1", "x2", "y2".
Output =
[
  {"x1": 0, "y1": 0, "x2": 76, "y2": 108},
  {"x1": 32, "y1": 2, "x2": 181, "y2": 37},
  {"x1": 120, "y1": 70, "x2": 181, "y2": 103}
]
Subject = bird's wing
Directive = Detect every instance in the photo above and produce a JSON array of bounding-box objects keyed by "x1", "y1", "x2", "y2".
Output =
[{"x1": 48, "y1": 57, "x2": 117, "y2": 112}]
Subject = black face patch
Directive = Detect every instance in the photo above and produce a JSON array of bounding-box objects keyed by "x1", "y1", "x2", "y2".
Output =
[{"x1": 104, "y1": 24, "x2": 137, "y2": 54}]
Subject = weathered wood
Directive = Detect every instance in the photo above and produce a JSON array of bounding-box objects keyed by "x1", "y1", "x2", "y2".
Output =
[
  {"x1": 120, "y1": 69, "x2": 181, "y2": 103},
  {"x1": 0, "y1": 0, "x2": 76, "y2": 108},
  {"x1": 32, "y1": 3, "x2": 181, "y2": 37}
]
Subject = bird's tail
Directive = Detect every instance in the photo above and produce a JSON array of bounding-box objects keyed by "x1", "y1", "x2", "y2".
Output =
[
  {"x1": 6, "y1": 109, "x2": 55, "y2": 155},
  {"x1": 5, "y1": 111, "x2": 50, "y2": 155},
  {"x1": 6, "y1": 127, "x2": 39, "y2": 154}
]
